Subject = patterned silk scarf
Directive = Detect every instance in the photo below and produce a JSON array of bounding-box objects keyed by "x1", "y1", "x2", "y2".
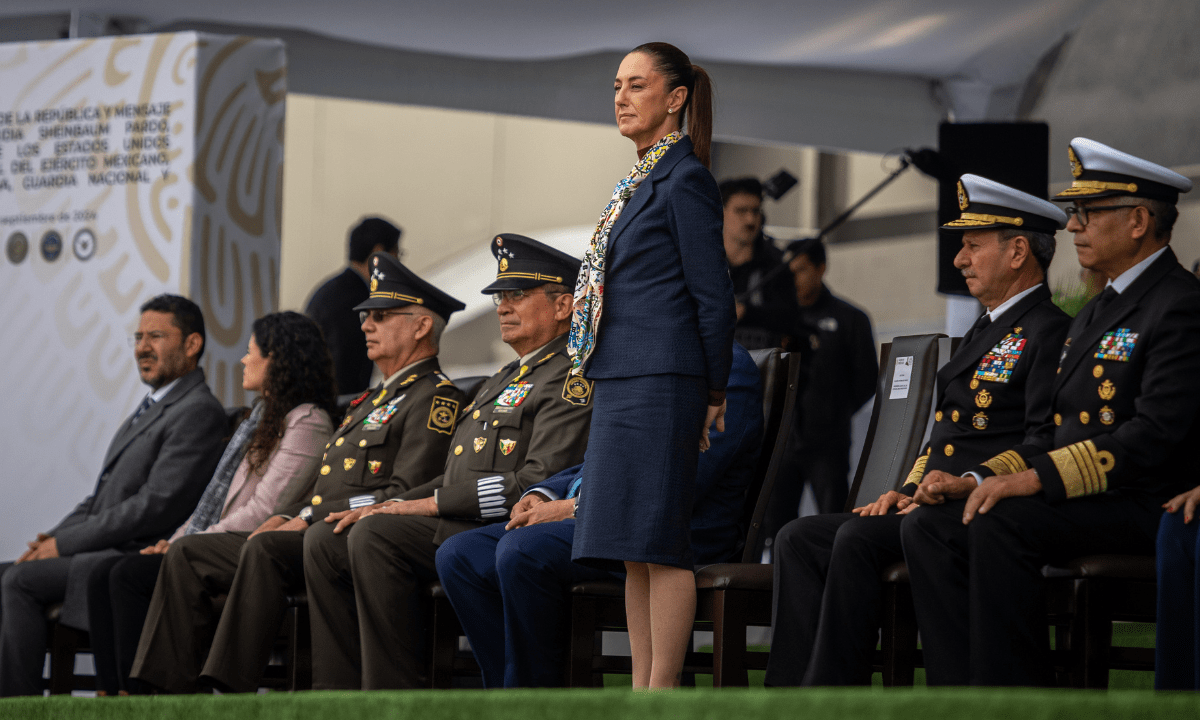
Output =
[{"x1": 568, "y1": 130, "x2": 683, "y2": 374}]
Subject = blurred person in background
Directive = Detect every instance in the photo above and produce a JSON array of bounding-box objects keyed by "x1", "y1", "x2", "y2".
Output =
[
  {"x1": 721, "y1": 177, "x2": 798, "y2": 350},
  {"x1": 306, "y1": 216, "x2": 402, "y2": 399}
]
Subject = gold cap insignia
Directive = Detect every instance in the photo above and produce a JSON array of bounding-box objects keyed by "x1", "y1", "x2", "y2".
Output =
[
  {"x1": 1098, "y1": 379, "x2": 1115, "y2": 400},
  {"x1": 370, "y1": 278, "x2": 378, "y2": 292},
  {"x1": 957, "y1": 180, "x2": 968, "y2": 211},
  {"x1": 428, "y1": 396, "x2": 459, "y2": 435},
  {"x1": 1068, "y1": 147, "x2": 1083, "y2": 178},
  {"x1": 499, "y1": 257, "x2": 509, "y2": 272},
  {"x1": 473, "y1": 437, "x2": 487, "y2": 453}
]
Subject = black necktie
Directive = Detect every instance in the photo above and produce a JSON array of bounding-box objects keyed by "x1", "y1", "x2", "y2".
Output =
[
  {"x1": 1092, "y1": 286, "x2": 1119, "y2": 316},
  {"x1": 961, "y1": 313, "x2": 991, "y2": 346}
]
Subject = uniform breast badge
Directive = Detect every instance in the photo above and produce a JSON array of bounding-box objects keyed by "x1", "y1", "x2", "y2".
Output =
[
  {"x1": 499, "y1": 439, "x2": 517, "y2": 456},
  {"x1": 368, "y1": 460, "x2": 383, "y2": 474},
  {"x1": 496, "y1": 381, "x2": 533, "y2": 407},
  {"x1": 973, "y1": 333, "x2": 1026, "y2": 384},
  {"x1": 975, "y1": 389, "x2": 993, "y2": 408},
  {"x1": 344, "y1": 458, "x2": 356, "y2": 471},
  {"x1": 473, "y1": 437, "x2": 487, "y2": 454},
  {"x1": 972, "y1": 412, "x2": 988, "y2": 430},
  {"x1": 1098, "y1": 379, "x2": 1116, "y2": 400},
  {"x1": 428, "y1": 396, "x2": 460, "y2": 435},
  {"x1": 1095, "y1": 328, "x2": 1138, "y2": 362},
  {"x1": 1099, "y1": 406, "x2": 1116, "y2": 425},
  {"x1": 562, "y1": 375, "x2": 593, "y2": 406}
]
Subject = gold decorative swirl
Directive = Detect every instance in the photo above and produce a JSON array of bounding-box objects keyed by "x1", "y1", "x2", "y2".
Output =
[
  {"x1": 172, "y1": 40, "x2": 198, "y2": 86},
  {"x1": 104, "y1": 38, "x2": 141, "y2": 86},
  {"x1": 255, "y1": 67, "x2": 286, "y2": 105},
  {"x1": 198, "y1": 216, "x2": 245, "y2": 346},
  {"x1": 55, "y1": 274, "x2": 101, "y2": 349}
]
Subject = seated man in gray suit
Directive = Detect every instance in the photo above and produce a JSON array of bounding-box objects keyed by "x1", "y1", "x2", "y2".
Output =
[{"x1": 0, "y1": 294, "x2": 227, "y2": 696}]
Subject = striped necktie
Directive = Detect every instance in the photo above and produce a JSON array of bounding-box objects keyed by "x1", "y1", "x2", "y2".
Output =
[{"x1": 131, "y1": 395, "x2": 155, "y2": 424}]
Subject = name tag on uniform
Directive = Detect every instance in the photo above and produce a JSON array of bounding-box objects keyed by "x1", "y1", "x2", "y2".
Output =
[
  {"x1": 1095, "y1": 328, "x2": 1137, "y2": 362},
  {"x1": 974, "y1": 333, "x2": 1026, "y2": 384}
]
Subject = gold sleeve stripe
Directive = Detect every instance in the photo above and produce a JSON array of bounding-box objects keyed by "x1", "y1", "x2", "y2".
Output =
[
  {"x1": 902, "y1": 452, "x2": 929, "y2": 487},
  {"x1": 1049, "y1": 440, "x2": 1116, "y2": 499},
  {"x1": 982, "y1": 450, "x2": 1028, "y2": 477}
]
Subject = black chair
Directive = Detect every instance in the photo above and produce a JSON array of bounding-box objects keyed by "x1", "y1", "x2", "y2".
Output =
[
  {"x1": 566, "y1": 348, "x2": 801, "y2": 687},
  {"x1": 1044, "y1": 555, "x2": 1156, "y2": 687}
]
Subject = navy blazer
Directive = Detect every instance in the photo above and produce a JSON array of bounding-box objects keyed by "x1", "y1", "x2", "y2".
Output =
[
  {"x1": 584, "y1": 136, "x2": 736, "y2": 392},
  {"x1": 530, "y1": 343, "x2": 764, "y2": 564}
]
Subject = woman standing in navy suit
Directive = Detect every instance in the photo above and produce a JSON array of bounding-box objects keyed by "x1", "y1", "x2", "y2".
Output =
[{"x1": 570, "y1": 42, "x2": 736, "y2": 689}]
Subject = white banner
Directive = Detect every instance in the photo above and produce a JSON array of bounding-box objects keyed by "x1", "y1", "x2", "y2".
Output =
[{"x1": 0, "y1": 33, "x2": 285, "y2": 558}]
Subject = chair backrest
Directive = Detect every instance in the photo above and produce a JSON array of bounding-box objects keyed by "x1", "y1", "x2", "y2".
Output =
[
  {"x1": 737, "y1": 348, "x2": 803, "y2": 563},
  {"x1": 453, "y1": 376, "x2": 489, "y2": 401},
  {"x1": 844, "y1": 334, "x2": 944, "y2": 511}
]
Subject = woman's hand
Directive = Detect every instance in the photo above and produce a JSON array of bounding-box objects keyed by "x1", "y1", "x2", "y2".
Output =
[
  {"x1": 1164, "y1": 486, "x2": 1200, "y2": 523},
  {"x1": 140, "y1": 540, "x2": 171, "y2": 555},
  {"x1": 701, "y1": 400, "x2": 726, "y2": 452}
]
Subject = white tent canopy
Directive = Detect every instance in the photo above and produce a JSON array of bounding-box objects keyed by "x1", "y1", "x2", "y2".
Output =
[{"x1": 2, "y1": 0, "x2": 1195, "y2": 176}]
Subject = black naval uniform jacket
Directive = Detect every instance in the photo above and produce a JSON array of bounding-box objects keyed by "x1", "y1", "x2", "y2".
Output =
[
  {"x1": 902, "y1": 285, "x2": 1070, "y2": 494},
  {"x1": 278, "y1": 356, "x2": 465, "y2": 523},
  {"x1": 395, "y1": 333, "x2": 594, "y2": 544},
  {"x1": 974, "y1": 248, "x2": 1200, "y2": 504}
]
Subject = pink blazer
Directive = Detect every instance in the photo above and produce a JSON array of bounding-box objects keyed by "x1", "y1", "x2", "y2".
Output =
[{"x1": 169, "y1": 403, "x2": 333, "y2": 540}]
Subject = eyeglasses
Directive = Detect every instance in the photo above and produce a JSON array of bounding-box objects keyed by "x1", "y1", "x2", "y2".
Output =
[
  {"x1": 359, "y1": 310, "x2": 417, "y2": 324},
  {"x1": 490, "y1": 289, "x2": 567, "y2": 306},
  {"x1": 1065, "y1": 204, "x2": 1153, "y2": 227},
  {"x1": 128, "y1": 330, "x2": 179, "y2": 347}
]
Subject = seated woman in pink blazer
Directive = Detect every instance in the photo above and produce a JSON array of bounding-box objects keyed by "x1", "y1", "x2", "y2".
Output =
[{"x1": 87, "y1": 311, "x2": 336, "y2": 695}]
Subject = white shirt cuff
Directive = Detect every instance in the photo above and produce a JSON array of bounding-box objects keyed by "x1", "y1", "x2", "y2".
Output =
[{"x1": 966, "y1": 471, "x2": 984, "y2": 486}]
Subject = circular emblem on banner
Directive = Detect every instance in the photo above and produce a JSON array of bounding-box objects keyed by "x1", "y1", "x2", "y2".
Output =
[
  {"x1": 72, "y1": 229, "x2": 96, "y2": 261},
  {"x1": 40, "y1": 231, "x2": 63, "y2": 262},
  {"x1": 6, "y1": 232, "x2": 28, "y2": 264}
]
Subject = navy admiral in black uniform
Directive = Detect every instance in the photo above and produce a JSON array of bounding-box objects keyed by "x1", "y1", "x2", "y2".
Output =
[
  {"x1": 765, "y1": 175, "x2": 1070, "y2": 686},
  {"x1": 131, "y1": 256, "x2": 465, "y2": 693},
  {"x1": 303, "y1": 234, "x2": 594, "y2": 690},
  {"x1": 902, "y1": 138, "x2": 1200, "y2": 686}
]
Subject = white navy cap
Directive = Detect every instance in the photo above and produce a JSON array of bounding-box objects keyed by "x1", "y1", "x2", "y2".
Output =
[
  {"x1": 942, "y1": 174, "x2": 1068, "y2": 234},
  {"x1": 1055, "y1": 137, "x2": 1192, "y2": 203}
]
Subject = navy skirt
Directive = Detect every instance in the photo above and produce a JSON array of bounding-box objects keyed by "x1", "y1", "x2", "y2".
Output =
[{"x1": 571, "y1": 373, "x2": 707, "y2": 571}]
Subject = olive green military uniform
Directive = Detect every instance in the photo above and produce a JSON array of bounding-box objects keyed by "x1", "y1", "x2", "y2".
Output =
[
  {"x1": 303, "y1": 332, "x2": 594, "y2": 690},
  {"x1": 131, "y1": 358, "x2": 464, "y2": 693}
]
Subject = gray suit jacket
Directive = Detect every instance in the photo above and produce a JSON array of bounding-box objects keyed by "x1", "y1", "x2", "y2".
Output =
[{"x1": 49, "y1": 367, "x2": 226, "y2": 628}]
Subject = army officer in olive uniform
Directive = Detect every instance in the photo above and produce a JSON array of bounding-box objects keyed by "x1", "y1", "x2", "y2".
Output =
[
  {"x1": 903, "y1": 138, "x2": 1200, "y2": 686},
  {"x1": 766, "y1": 175, "x2": 1071, "y2": 686},
  {"x1": 130, "y1": 256, "x2": 466, "y2": 694},
  {"x1": 304, "y1": 233, "x2": 594, "y2": 690}
]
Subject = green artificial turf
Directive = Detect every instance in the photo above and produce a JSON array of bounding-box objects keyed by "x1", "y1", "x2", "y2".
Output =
[{"x1": 4, "y1": 687, "x2": 1200, "y2": 720}]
